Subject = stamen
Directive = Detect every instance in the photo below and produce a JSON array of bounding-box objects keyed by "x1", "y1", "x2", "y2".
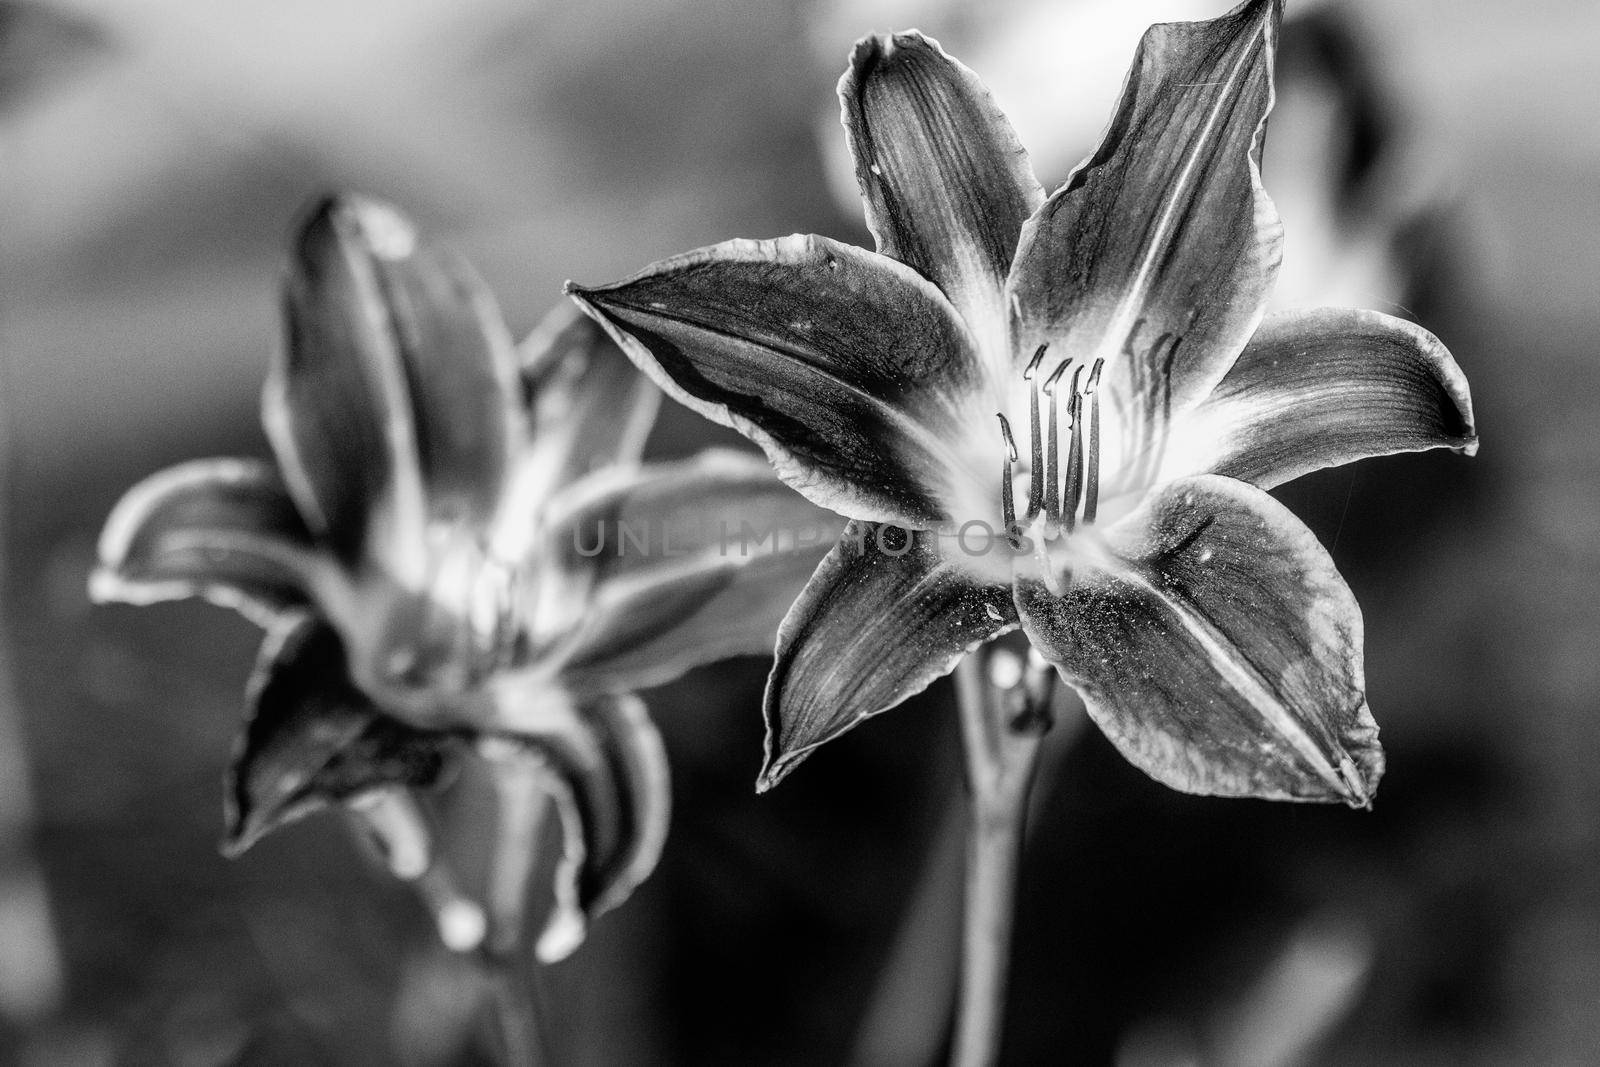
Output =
[
  {"x1": 1041, "y1": 361, "x2": 1070, "y2": 520},
  {"x1": 997, "y1": 411, "x2": 1018, "y2": 463},
  {"x1": 1084, "y1": 358, "x2": 1104, "y2": 525},
  {"x1": 996, "y1": 413, "x2": 1017, "y2": 533},
  {"x1": 1062, "y1": 366, "x2": 1084, "y2": 531},
  {"x1": 1024, "y1": 344, "x2": 1047, "y2": 518}
]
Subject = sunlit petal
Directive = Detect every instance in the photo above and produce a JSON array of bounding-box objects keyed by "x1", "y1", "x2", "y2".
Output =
[
  {"x1": 225, "y1": 617, "x2": 458, "y2": 856},
  {"x1": 841, "y1": 30, "x2": 1044, "y2": 373},
  {"x1": 266, "y1": 195, "x2": 521, "y2": 576},
  {"x1": 1161, "y1": 307, "x2": 1477, "y2": 488},
  {"x1": 518, "y1": 303, "x2": 660, "y2": 490},
  {"x1": 91, "y1": 457, "x2": 325, "y2": 629},
  {"x1": 1016, "y1": 474, "x2": 1381, "y2": 806},
  {"x1": 568, "y1": 234, "x2": 992, "y2": 528},
  {"x1": 539, "y1": 450, "x2": 843, "y2": 693},
  {"x1": 483, "y1": 687, "x2": 669, "y2": 963},
  {"x1": 761, "y1": 522, "x2": 1017, "y2": 790},
  {"x1": 1008, "y1": 0, "x2": 1284, "y2": 459}
]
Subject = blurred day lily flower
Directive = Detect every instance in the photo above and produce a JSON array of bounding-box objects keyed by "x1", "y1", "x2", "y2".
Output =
[
  {"x1": 569, "y1": 0, "x2": 1476, "y2": 806},
  {"x1": 92, "y1": 195, "x2": 835, "y2": 960}
]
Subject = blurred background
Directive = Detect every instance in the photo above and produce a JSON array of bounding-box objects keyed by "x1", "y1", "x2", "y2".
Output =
[{"x1": 1, "y1": 0, "x2": 1596, "y2": 1062}]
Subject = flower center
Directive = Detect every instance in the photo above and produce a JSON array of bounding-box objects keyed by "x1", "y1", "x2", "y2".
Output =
[
  {"x1": 373, "y1": 527, "x2": 527, "y2": 697},
  {"x1": 996, "y1": 343, "x2": 1105, "y2": 541}
]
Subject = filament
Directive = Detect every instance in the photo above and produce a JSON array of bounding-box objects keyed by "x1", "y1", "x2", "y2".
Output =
[
  {"x1": 1041, "y1": 361, "x2": 1070, "y2": 521},
  {"x1": 1063, "y1": 366, "x2": 1085, "y2": 531},
  {"x1": 1084, "y1": 358, "x2": 1104, "y2": 526},
  {"x1": 996, "y1": 413, "x2": 1017, "y2": 533},
  {"x1": 1024, "y1": 344, "x2": 1047, "y2": 518}
]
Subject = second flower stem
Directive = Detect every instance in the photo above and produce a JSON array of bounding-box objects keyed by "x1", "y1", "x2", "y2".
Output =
[{"x1": 951, "y1": 643, "x2": 1049, "y2": 1067}]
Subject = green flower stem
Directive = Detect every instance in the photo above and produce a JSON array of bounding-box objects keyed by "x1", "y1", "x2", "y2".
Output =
[
  {"x1": 483, "y1": 944, "x2": 547, "y2": 1066},
  {"x1": 484, "y1": 757, "x2": 549, "y2": 956},
  {"x1": 951, "y1": 643, "x2": 1049, "y2": 1067},
  {"x1": 350, "y1": 792, "x2": 548, "y2": 1065},
  {"x1": 481, "y1": 753, "x2": 553, "y2": 1065}
]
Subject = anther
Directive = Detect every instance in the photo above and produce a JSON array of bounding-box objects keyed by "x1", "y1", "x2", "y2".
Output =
[
  {"x1": 1023, "y1": 344, "x2": 1048, "y2": 380},
  {"x1": 1041, "y1": 359, "x2": 1071, "y2": 395},
  {"x1": 996, "y1": 412, "x2": 1018, "y2": 463}
]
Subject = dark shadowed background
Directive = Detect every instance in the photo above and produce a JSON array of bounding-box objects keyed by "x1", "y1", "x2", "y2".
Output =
[{"x1": 2, "y1": 0, "x2": 1596, "y2": 1062}]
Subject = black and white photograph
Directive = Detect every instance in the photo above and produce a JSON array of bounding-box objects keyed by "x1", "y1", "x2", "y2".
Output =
[{"x1": 0, "y1": 0, "x2": 1593, "y2": 1062}]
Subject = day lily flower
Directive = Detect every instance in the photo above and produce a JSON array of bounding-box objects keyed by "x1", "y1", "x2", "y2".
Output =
[
  {"x1": 92, "y1": 195, "x2": 835, "y2": 959},
  {"x1": 569, "y1": 0, "x2": 1476, "y2": 807}
]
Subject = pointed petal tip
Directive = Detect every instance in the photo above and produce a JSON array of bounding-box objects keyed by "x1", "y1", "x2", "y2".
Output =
[
  {"x1": 85, "y1": 567, "x2": 122, "y2": 605},
  {"x1": 1335, "y1": 749, "x2": 1381, "y2": 811},
  {"x1": 534, "y1": 904, "x2": 587, "y2": 963},
  {"x1": 293, "y1": 192, "x2": 420, "y2": 275},
  {"x1": 849, "y1": 27, "x2": 935, "y2": 59},
  {"x1": 1225, "y1": 0, "x2": 1281, "y2": 27},
  {"x1": 841, "y1": 30, "x2": 949, "y2": 106},
  {"x1": 221, "y1": 772, "x2": 264, "y2": 858},
  {"x1": 754, "y1": 754, "x2": 796, "y2": 795},
  {"x1": 218, "y1": 814, "x2": 260, "y2": 859},
  {"x1": 845, "y1": 31, "x2": 884, "y2": 66},
  {"x1": 563, "y1": 285, "x2": 610, "y2": 324},
  {"x1": 562, "y1": 283, "x2": 609, "y2": 316},
  {"x1": 756, "y1": 740, "x2": 821, "y2": 793}
]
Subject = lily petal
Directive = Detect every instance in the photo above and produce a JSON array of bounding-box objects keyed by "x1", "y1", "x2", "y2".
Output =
[
  {"x1": 761, "y1": 522, "x2": 1017, "y2": 791},
  {"x1": 266, "y1": 194, "x2": 521, "y2": 574},
  {"x1": 1161, "y1": 308, "x2": 1477, "y2": 489},
  {"x1": 483, "y1": 688, "x2": 669, "y2": 963},
  {"x1": 1016, "y1": 474, "x2": 1382, "y2": 806},
  {"x1": 518, "y1": 302, "x2": 661, "y2": 491},
  {"x1": 841, "y1": 31, "x2": 1044, "y2": 371},
  {"x1": 540, "y1": 450, "x2": 843, "y2": 694},
  {"x1": 225, "y1": 617, "x2": 458, "y2": 856},
  {"x1": 91, "y1": 458, "x2": 324, "y2": 629},
  {"x1": 568, "y1": 234, "x2": 990, "y2": 528},
  {"x1": 489, "y1": 303, "x2": 663, "y2": 562},
  {"x1": 1007, "y1": 0, "x2": 1284, "y2": 446}
]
